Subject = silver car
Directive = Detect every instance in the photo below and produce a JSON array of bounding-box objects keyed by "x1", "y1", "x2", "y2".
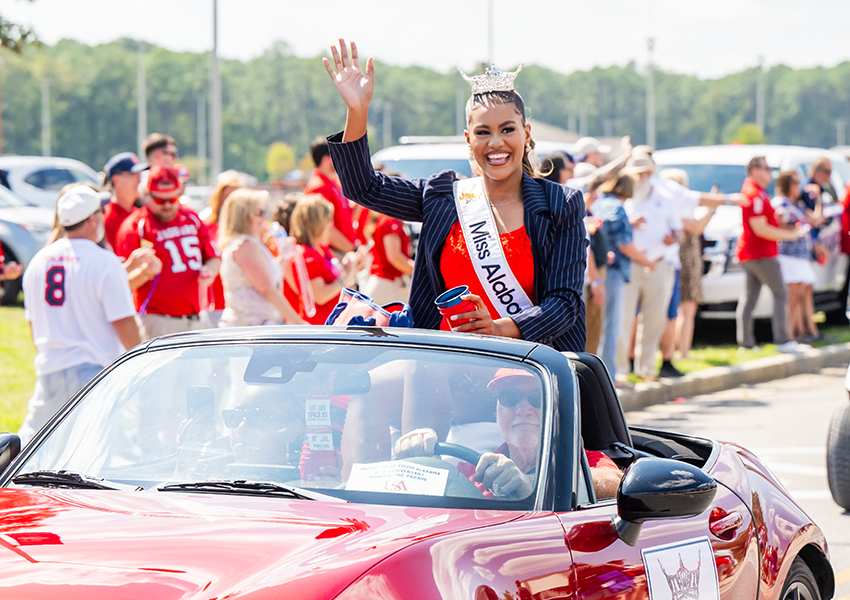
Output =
[{"x1": 0, "y1": 186, "x2": 54, "y2": 304}]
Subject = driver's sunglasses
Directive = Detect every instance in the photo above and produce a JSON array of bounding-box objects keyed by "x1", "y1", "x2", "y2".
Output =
[
  {"x1": 222, "y1": 407, "x2": 287, "y2": 429},
  {"x1": 151, "y1": 194, "x2": 180, "y2": 205},
  {"x1": 496, "y1": 388, "x2": 542, "y2": 409}
]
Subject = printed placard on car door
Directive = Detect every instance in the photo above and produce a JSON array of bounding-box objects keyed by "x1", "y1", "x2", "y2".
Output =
[{"x1": 641, "y1": 537, "x2": 720, "y2": 600}]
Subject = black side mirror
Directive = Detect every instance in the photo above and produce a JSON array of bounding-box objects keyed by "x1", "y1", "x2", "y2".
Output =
[
  {"x1": 612, "y1": 457, "x2": 717, "y2": 546},
  {"x1": 0, "y1": 433, "x2": 21, "y2": 474}
]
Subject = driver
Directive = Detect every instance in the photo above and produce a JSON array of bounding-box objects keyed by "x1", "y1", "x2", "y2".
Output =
[
  {"x1": 223, "y1": 385, "x2": 305, "y2": 466},
  {"x1": 394, "y1": 368, "x2": 622, "y2": 500}
]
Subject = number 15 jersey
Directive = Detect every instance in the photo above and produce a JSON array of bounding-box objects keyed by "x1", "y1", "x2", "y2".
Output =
[{"x1": 116, "y1": 205, "x2": 220, "y2": 317}]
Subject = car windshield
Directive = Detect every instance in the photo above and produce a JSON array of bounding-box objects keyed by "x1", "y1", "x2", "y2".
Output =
[{"x1": 13, "y1": 343, "x2": 548, "y2": 509}]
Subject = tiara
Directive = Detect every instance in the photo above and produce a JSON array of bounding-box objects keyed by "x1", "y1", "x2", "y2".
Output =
[{"x1": 459, "y1": 64, "x2": 523, "y2": 95}]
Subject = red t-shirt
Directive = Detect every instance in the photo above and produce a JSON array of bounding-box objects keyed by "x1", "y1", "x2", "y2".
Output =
[
  {"x1": 370, "y1": 215, "x2": 410, "y2": 280},
  {"x1": 439, "y1": 221, "x2": 535, "y2": 328},
  {"x1": 103, "y1": 201, "x2": 138, "y2": 251},
  {"x1": 116, "y1": 205, "x2": 220, "y2": 316},
  {"x1": 203, "y1": 220, "x2": 226, "y2": 311},
  {"x1": 737, "y1": 177, "x2": 779, "y2": 262},
  {"x1": 304, "y1": 170, "x2": 358, "y2": 246},
  {"x1": 284, "y1": 245, "x2": 340, "y2": 325}
]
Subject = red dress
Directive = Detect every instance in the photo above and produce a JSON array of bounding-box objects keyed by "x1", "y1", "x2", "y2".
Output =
[{"x1": 439, "y1": 221, "x2": 535, "y2": 328}]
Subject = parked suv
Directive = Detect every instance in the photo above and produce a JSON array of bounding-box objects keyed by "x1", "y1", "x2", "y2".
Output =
[
  {"x1": 653, "y1": 145, "x2": 850, "y2": 320},
  {"x1": 0, "y1": 156, "x2": 99, "y2": 209}
]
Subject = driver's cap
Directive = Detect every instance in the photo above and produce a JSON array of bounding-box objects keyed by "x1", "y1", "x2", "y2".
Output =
[{"x1": 487, "y1": 368, "x2": 535, "y2": 390}]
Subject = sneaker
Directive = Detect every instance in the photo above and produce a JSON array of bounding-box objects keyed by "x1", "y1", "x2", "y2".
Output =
[
  {"x1": 775, "y1": 341, "x2": 811, "y2": 353},
  {"x1": 658, "y1": 361, "x2": 685, "y2": 378}
]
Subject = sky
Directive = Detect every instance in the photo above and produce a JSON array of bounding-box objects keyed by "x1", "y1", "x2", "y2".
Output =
[{"x1": 1, "y1": 0, "x2": 849, "y2": 78}]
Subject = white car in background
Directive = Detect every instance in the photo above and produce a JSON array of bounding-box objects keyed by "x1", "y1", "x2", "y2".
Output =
[
  {"x1": 0, "y1": 156, "x2": 100, "y2": 209},
  {"x1": 654, "y1": 145, "x2": 850, "y2": 321}
]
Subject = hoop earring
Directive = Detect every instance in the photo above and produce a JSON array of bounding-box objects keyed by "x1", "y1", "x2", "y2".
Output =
[
  {"x1": 525, "y1": 142, "x2": 542, "y2": 175},
  {"x1": 468, "y1": 146, "x2": 482, "y2": 177}
]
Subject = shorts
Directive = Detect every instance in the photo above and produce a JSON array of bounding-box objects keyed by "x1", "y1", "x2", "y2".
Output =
[
  {"x1": 667, "y1": 270, "x2": 681, "y2": 320},
  {"x1": 778, "y1": 255, "x2": 816, "y2": 285}
]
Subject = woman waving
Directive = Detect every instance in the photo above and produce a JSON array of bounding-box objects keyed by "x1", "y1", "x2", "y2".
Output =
[{"x1": 323, "y1": 40, "x2": 587, "y2": 350}]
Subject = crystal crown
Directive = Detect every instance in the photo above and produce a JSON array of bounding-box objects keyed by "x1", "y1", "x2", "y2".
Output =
[{"x1": 459, "y1": 64, "x2": 523, "y2": 95}]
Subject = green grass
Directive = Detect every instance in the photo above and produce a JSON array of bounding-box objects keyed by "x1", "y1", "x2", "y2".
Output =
[{"x1": 0, "y1": 306, "x2": 34, "y2": 433}]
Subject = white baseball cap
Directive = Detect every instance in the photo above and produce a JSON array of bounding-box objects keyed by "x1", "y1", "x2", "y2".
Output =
[
  {"x1": 57, "y1": 185, "x2": 101, "y2": 227},
  {"x1": 574, "y1": 137, "x2": 612, "y2": 160}
]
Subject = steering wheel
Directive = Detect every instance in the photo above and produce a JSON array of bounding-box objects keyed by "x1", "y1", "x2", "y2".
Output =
[{"x1": 434, "y1": 442, "x2": 481, "y2": 466}]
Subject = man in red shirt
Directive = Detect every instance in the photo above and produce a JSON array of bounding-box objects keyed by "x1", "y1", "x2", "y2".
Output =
[
  {"x1": 102, "y1": 152, "x2": 148, "y2": 250},
  {"x1": 304, "y1": 136, "x2": 358, "y2": 254},
  {"x1": 115, "y1": 165, "x2": 220, "y2": 340},
  {"x1": 736, "y1": 156, "x2": 807, "y2": 351}
]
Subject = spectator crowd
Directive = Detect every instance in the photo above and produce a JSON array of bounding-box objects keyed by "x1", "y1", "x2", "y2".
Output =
[{"x1": 8, "y1": 85, "x2": 850, "y2": 440}]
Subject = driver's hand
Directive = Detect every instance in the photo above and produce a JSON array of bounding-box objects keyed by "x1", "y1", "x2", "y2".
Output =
[
  {"x1": 393, "y1": 428, "x2": 438, "y2": 459},
  {"x1": 474, "y1": 453, "x2": 533, "y2": 499}
]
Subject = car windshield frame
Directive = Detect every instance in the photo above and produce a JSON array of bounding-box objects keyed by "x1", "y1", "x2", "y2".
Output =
[{"x1": 5, "y1": 339, "x2": 558, "y2": 511}]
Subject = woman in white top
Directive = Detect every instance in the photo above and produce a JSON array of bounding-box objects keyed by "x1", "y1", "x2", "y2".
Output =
[{"x1": 218, "y1": 188, "x2": 305, "y2": 327}]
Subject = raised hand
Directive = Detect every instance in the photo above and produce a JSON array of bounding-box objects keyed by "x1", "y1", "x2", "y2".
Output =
[{"x1": 323, "y1": 39, "x2": 374, "y2": 115}]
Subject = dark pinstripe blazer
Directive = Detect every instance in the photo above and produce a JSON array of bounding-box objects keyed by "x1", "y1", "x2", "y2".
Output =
[{"x1": 328, "y1": 133, "x2": 588, "y2": 352}]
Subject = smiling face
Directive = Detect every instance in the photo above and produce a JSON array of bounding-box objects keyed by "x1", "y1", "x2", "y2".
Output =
[{"x1": 465, "y1": 99, "x2": 530, "y2": 184}]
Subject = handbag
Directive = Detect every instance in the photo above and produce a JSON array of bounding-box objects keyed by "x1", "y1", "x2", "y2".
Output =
[{"x1": 324, "y1": 288, "x2": 414, "y2": 328}]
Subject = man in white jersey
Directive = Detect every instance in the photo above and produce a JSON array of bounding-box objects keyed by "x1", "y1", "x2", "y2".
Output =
[{"x1": 20, "y1": 186, "x2": 141, "y2": 445}]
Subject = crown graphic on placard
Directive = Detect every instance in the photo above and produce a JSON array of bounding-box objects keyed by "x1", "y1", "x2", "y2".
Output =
[
  {"x1": 658, "y1": 552, "x2": 701, "y2": 600},
  {"x1": 458, "y1": 64, "x2": 523, "y2": 95}
]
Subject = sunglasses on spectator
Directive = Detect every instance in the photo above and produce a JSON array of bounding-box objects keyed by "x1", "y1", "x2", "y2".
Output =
[
  {"x1": 222, "y1": 407, "x2": 294, "y2": 429},
  {"x1": 496, "y1": 388, "x2": 542, "y2": 409},
  {"x1": 150, "y1": 194, "x2": 180, "y2": 205},
  {"x1": 252, "y1": 207, "x2": 267, "y2": 217},
  {"x1": 754, "y1": 164, "x2": 771, "y2": 171}
]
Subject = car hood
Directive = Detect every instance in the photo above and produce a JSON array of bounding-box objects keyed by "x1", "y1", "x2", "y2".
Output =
[
  {"x1": 0, "y1": 206, "x2": 53, "y2": 246},
  {"x1": 0, "y1": 488, "x2": 520, "y2": 599}
]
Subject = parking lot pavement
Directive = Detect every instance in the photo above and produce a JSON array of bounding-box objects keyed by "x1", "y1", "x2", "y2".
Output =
[{"x1": 625, "y1": 367, "x2": 850, "y2": 600}]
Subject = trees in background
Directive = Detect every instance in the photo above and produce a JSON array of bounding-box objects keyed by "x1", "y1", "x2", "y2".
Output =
[{"x1": 1, "y1": 38, "x2": 848, "y2": 181}]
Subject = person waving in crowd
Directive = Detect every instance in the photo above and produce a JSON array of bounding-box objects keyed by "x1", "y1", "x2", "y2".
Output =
[
  {"x1": 217, "y1": 188, "x2": 305, "y2": 327},
  {"x1": 322, "y1": 40, "x2": 586, "y2": 350}
]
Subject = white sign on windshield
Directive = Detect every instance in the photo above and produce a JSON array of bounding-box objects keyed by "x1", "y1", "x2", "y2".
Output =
[{"x1": 346, "y1": 461, "x2": 449, "y2": 496}]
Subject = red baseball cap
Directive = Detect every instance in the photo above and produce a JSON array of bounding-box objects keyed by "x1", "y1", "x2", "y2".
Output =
[
  {"x1": 487, "y1": 367, "x2": 536, "y2": 390},
  {"x1": 147, "y1": 165, "x2": 181, "y2": 195}
]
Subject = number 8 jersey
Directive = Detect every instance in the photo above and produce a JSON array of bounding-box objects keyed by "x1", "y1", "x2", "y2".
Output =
[
  {"x1": 23, "y1": 238, "x2": 136, "y2": 377},
  {"x1": 116, "y1": 205, "x2": 220, "y2": 317}
]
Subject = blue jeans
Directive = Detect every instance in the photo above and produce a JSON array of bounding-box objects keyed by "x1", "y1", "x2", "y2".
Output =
[
  {"x1": 601, "y1": 267, "x2": 626, "y2": 377},
  {"x1": 18, "y1": 362, "x2": 103, "y2": 446}
]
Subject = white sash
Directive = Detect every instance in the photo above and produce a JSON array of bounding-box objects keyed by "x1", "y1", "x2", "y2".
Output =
[{"x1": 453, "y1": 177, "x2": 534, "y2": 318}]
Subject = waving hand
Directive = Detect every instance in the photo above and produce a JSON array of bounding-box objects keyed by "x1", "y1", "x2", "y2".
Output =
[{"x1": 323, "y1": 39, "x2": 373, "y2": 141}]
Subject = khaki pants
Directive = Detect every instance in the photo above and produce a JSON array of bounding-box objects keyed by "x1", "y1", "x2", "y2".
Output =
[
  {"x1": 617, "y1": 260, "x2": 675, "y2": 377},
  {"x1": 361, "y1": 275, "x2": 410, "y2": 306},
  {"x1": 141, "y1": 312, "x2": 213, "y2": 341},
  {"x1": 584, "y1": 266, "x2": 606, "y2": 355}
]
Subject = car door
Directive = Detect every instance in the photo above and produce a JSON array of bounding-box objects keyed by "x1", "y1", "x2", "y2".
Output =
[{"x1": 557, "y1": 474, "x2": 759, "y2": 600}]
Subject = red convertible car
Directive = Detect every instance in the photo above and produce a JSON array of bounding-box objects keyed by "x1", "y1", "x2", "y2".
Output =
[{"x1": 0, "y1": 327, "x2": 834, "y2": 599}]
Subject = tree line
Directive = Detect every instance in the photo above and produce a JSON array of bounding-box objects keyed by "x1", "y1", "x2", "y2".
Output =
[{"x1": 1, "y1": 38, "x2": 848, "y2": 181}]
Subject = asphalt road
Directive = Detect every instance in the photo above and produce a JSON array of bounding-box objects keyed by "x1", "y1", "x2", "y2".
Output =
[{"x1": 625, "y1": 366, "x2": 850, "y2": 600}]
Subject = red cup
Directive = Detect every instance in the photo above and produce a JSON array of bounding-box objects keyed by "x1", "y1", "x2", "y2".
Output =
[{"x1": 436, "y1": 285, "x2": 476, "y2": 330}]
